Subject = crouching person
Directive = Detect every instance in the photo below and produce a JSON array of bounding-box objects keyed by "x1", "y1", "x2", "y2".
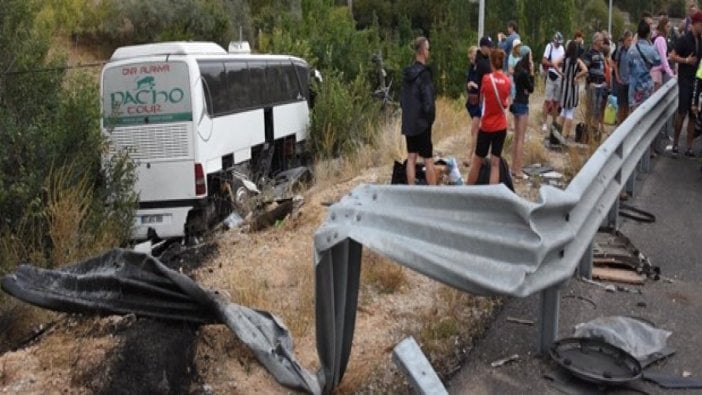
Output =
[
  {"x1": 401, "y1": 36, "x2": 437, "y2": 185},
  {"x1": 467, "y1": 49, "x2": 512, "y2": 185}
]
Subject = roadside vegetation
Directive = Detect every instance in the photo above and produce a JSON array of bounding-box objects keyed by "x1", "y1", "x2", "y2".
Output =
[{"x1": 0, "y1": 0, "x2": 690, "y2": 392}]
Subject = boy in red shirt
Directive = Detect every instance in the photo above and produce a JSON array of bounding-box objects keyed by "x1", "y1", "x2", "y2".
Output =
[{"x1": 467, "y1": 49, "x2": 512, "y2": 185}]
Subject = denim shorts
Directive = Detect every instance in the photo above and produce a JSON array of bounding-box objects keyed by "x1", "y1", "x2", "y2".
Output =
[
  {"x1": 510, "y1": 102, "x2": 529, "y2": 116},
  {"x1": 467, "y1": 104, "x2": 482, "y2": 119}
]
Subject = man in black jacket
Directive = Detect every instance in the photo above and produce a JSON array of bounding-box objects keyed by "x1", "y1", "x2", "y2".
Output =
[{"x1": 401, "y1": 36, "x2": 437, "y2": 185}]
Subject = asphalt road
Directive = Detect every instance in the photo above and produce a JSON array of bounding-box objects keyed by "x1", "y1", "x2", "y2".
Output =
[{"x1": 447, "y1": 151, "x2": 702, "y2": 395}]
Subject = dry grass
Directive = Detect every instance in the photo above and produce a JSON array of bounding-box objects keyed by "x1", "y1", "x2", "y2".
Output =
[
  {"x1": 46, "y1": 169, "x2": 93, "y2": 266},
  {"x1": 225, "y1": 238, "x2": 314, "y2": 339},
  {"x1": 313, "y1": 98, "x2": 466, "y2": 189},
  {"x1": 361, "y1": 250, "x2": 408, "y2": 294},
  {"x1": 524, "y1": 134, "x2": 550, "y2": 165},
  {"x1": 416, "y1": 285, "x2": 500, "y2": 374},
  {"x1": 1, "y1": 167, "x2": 123, "y2": 271}
]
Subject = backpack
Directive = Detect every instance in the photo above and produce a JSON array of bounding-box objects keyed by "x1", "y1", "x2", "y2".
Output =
[
  {"x1": 476, "y1": 157, "x2": 514, "y2": 191},
  {"x1": 541, "y1": 43, "x2": 554, "y2": 77},
  {"x1": 391, "y1": 160, "x2": 427, "y2": 185}
]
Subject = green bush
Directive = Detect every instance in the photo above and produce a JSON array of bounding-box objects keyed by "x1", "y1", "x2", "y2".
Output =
[
  {"x1": 0, "y1": 0, "x2": 136, "y2": 272},
  {"x1": 308, "y1": 71, "x2": 380, "y2": 159}
]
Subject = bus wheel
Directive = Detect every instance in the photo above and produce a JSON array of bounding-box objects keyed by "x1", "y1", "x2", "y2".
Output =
[{"x1": 229, "y1": 178, "x2": 251, "y2": 212}]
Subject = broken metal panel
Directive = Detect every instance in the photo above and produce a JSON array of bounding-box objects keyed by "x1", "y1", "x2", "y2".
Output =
[
  {"x1": 1, "y1": 249, "x2": 321, "y2": 395},
  {"x1": 314, "y1": 239, "x2": 362, "y2": 394},
  {"x1": 314, "y1": 79, "x2": 678, "y2": 393},
  {"x1": 392, "y1": 337, "x2": 448, "y2": 395},
  {"x1": 2, "y1": 250, "x2": 217, "y2": 324},
  {"x1": 316, "y1": 183, "x2": 578, "y2": 297}
]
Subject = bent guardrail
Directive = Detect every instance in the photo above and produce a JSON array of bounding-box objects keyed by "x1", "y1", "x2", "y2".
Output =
[{"x1": 313, "y1": 79, "x2": 678, "y2": 393}]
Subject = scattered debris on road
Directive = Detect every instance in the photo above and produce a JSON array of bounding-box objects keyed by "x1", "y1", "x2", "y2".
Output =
[
  {"x1": 506, "y1": 317, "x2": 534, "y2": 326},
  {"x1": 490, "y1": 354, "x2": 520, "y2": 368}
]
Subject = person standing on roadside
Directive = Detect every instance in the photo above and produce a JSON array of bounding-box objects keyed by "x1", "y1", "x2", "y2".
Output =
[
  {"x1": 670, "y1": 11, "x2": 702, "y2": 157},
  {"x1": 583, "y1": 32, "x2": 608, "y2": 138},
  {"x1": 465, "y1": 38, "x2": 494, "y2": 167},
  {"x1": 498, "y1": 21, "x2": 520, "y2": 72},
  {"x1": 467, "y1": 49, "x2": 511, "y2": 185},
  {"x1": 628, "y1": 20, "x2": 661, "y2": 111},
  {"x1": 573, "y1": 31, "x2": 586, "y2": 58},
  {"x1": 683, "y1": 2, "x2": 699, "y2": 34},
  {"x1": 510, "y1": 54, "x2": 534, "y2": 179},
  {"x1": 651, "y1": 17, "x2": 675, "y2": 90},
  {"x1": 541, "y1": 32, "x2": 566, "y2": 132},
  {"x1": 612, "y1": 30, "x2": 633, "y2": 123},
  {"x1": 555, "y1": 40, "x2": 588, "y2": 139},
  {"x1": 401, "y1": 36, "x2": 437, "y2": 185}
]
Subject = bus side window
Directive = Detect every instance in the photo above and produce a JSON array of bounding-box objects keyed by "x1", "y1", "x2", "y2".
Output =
[
  {"x1": 226, "y1": 61, "x2": 250, "y2": 112},
  {"x1": 283, "y1": 63, "x2": 301, "y2": 100},
  {"x1": 293, "y1": 63, "x2": 309, "y2": 101},
  {"x1": 248, "y1": 61, "x2": 267, "y2": 107},
  {"x1": 265, "y1": 61, "x2": 285, "y2": 104},
  {"x1": 198, "y1": 61, "x2": 227, "y2": 116}
]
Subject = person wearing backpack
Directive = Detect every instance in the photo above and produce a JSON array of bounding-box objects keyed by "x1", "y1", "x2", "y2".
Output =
[
  {"x1": 541, "y1": 32, "x2": 565, "y2": 132},
  {"x1": 651, "y1": 17, "x2": 675, "y2": 90},
  {"x1": 628, "y1": 20, "x2": 661, "y2": 111}
]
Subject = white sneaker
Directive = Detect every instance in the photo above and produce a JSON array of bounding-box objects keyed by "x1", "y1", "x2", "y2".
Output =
[{"x1": 541, "y1": 123, "x2": 548, "y2": 132}]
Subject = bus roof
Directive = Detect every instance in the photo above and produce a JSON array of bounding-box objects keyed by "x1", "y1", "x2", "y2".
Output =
[
  {"x1": 110, "y1": 42, "x2": 228, "y2": 61},
  {"x1": 108, "y1": 41, "x2": 308, "y2": 66}
]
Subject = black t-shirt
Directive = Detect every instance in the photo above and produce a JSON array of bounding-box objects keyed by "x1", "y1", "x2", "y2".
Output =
[
  {"x1": 474, "y1": 51, "x2": 492, "y2": 92},
  {"x1": 675, "y1": 30, "x2": 702, "y2": 81},
  {"x1": 583, "y1": 48, "x2": 606, "y2": 84}
]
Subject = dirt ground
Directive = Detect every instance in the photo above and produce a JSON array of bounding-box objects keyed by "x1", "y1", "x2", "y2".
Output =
[{"x1": 0, "y1": 90, "x2": 604, "y2": 394}]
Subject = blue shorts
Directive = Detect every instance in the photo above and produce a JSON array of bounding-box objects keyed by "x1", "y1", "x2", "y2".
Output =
[
  {"x1": 510, "y1": 102, "x2": 529, "y2": 116},
  {"x1": 467, "y1": 104, "x2": 482, "y2": 119}
]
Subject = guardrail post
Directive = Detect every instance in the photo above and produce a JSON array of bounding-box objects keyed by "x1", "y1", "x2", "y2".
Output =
[
  {"x1": 578, "y1": 241, "x2": 594, "y2": 279},
  {"x1": 392, "y1": 337, "x2": 448, "y2": 395},
  {"x1": 626, "y1": 172, "x2": 636, "y2": 197},
  {"x1": 604, "y1": 200, "x2": 619, "y2": 230},
  {"x1": 641, "y1": 147, "x2": 651, "y2": 173},
  {"x1": 538, "y1": 285, "x2": 561, "y2": 355}
]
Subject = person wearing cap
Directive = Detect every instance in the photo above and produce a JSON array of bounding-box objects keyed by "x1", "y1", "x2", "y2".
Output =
[
  {"x1": 541, "y1": 32, "x2": 565, "y2": 133},
  {"x1": 498, "y1": 21, "x2": 520, "y2": 72},
  {"x1": 464, "y1": 37, "x2": 494, "y2": 167},
  {"x1": 507, "y1": 38, "x2": 523, "y2": 101},
  {"x1": 400, "y1": 36, "x2": 437, "y2": 184},
  {"x1": 507, "y1": 38, "x2": 523, "y2": 75},
  {"x1": 670, "y1": 9, "x2": 702, "y2": 157}
]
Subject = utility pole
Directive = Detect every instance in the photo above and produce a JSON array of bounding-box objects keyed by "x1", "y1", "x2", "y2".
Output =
[
  {"x1": 608, "y1": 0, "x2": 613, "y2": 35},
  {"x1": 479, "y1": 0, "x2": 485, "y2": 39}
]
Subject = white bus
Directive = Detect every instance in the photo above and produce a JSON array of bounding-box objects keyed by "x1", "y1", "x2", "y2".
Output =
[{"x1": 101, "y1": 41, "x2": 311, "y2": 240}]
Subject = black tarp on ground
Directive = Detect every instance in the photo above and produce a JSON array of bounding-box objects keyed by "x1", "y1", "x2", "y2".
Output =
[{"x1": 1, "y1": 248, "x2": 320, "y2": 394}]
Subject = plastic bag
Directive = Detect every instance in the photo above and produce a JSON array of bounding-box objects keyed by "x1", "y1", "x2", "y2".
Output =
[{"x1": 573, "y1": 316, "x2": 671, "y2": 362}]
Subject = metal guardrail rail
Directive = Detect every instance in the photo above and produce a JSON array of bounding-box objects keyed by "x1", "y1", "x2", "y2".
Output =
[{"x1": 313, "y1": 79, "x2": 678, "y2": 394}]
